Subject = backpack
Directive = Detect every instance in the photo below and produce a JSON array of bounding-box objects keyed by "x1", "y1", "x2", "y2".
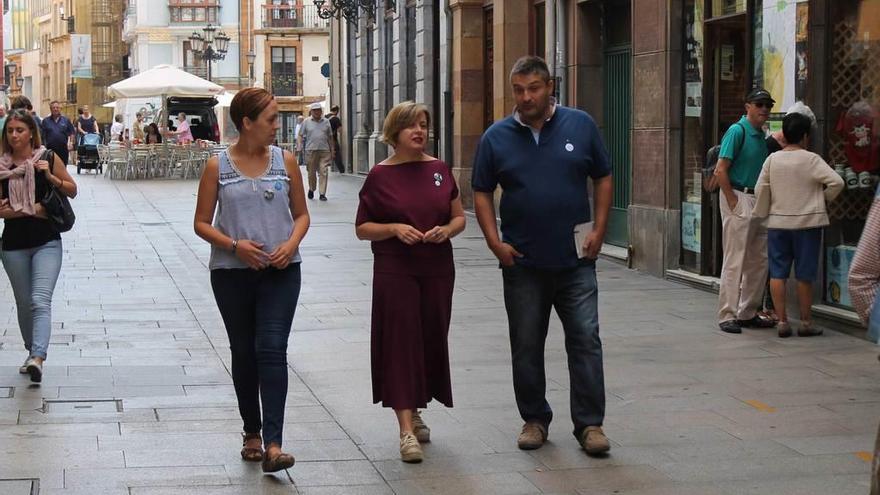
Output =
[{"x1": 703, "y1": 122, "x2": 746, "y2": 192}]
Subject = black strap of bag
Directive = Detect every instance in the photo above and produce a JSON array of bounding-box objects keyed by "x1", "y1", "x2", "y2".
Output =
[{"x1": 39, "y1": 150, "x2": 75, "y2": 233}]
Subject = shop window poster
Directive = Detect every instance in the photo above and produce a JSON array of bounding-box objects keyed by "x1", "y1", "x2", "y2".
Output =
[
  {"x1": 682, "y1": 202, "x2": 701, "y2": 254},
  {"x1": 684, "y1": 1, "x2": 704, "y2": 117},
  {"x1": 760, "y1": 0, "x2": 808, "y2": 113}
]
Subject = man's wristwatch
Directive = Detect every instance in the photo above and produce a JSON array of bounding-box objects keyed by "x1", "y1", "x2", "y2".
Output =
[{"x1": 231, "y1": 239, "x2": 238, "y2": 253}]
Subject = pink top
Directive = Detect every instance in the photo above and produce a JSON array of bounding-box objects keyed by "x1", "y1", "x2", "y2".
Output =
[{"x1": 177, "y1": 119, "x2": 193, "y2": 143}]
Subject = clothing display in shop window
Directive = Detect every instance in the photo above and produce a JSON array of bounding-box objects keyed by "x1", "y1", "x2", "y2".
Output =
[{"x1": 836, "y1": 100, "x2": 880, "y2": 173}]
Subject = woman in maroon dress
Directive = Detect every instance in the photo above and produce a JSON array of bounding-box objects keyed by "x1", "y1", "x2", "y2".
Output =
[{"x1": 355, "y1": 102, "x2": 465, "y2": 463}]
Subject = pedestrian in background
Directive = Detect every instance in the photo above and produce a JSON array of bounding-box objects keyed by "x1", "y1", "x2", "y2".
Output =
[
  {"x1": 355, "y1": 101, "x2": 465, "y2": 463},
  {"x1": 328, "y1": 105, "x2": 344, "y2": 173},
  {"x1": 0, "y1": 109, "x2": 77, "y2": 383},
  {"x1": 110, "y1": 114, "x2": 125, "y2": 143},
  {"x1": 714, "y1": 89, "x2": 777, "y2": 334},
  {"x1": 40, "y1": 101, "x2": 76, "y2": 166},
  {"x1": 294, "y1": 115, "x2": 305, "y2": 167},
  {"x1": 0, "y1": 105, "x2": 9, "y2": 133},
  {"x1": 194, "y1": 87, "x2": 309, "y2": 473},
  {"x1": 145, "y1": 123, "x2": 162, "y2": 145},
  {"x1": 753, "y1": 112, "x2": 843, "y2": 337},
  {"x1": 170, "y1": 112, "x2": 193, "y2": 145},
  {"x1": 472, "y1": 55, "x2": 613, "y2": 455},
  {"x1": 132, "y1": 112, "x2": 146, "y2": 144},
  {"x1": 299, "y1": 102, "x2": 335, "y2": 201},
  {"x1": 10, "y1": 96, "x2": 43, "y2": 141},
  {"x1": 849, "y1": 180, "x2": 880, "y2": 495},
  {"x1": 76, "y1": 105, "x2": 99, "y2": 146}
]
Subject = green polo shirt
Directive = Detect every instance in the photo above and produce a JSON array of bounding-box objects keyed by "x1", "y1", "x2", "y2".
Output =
[{"x1": 719, "y1": 115, "x2": 768, "y2": 190}]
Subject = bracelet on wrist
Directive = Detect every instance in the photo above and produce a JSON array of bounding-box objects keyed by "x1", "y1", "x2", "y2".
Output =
[{"x1": 231, "y1": 239, "x2": 238, "y2": 253}]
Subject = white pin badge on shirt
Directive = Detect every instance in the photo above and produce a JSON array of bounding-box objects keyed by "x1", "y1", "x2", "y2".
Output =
[
  {"x1": 565, "y1": 142, "x2": 574, "y2": 152},
  {"x1": 434, "y1": 172, "x2": 443, "y2": 187}
]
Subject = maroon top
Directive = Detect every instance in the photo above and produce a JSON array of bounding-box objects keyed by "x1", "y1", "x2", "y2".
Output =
[{"x1": 356, "y1": 160, "x2": 459, "y2": 275}]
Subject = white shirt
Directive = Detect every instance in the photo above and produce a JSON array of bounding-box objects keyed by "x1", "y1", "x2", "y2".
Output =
[{"x1": 110, "y1": 121, "x2": 125, "y2": 140}]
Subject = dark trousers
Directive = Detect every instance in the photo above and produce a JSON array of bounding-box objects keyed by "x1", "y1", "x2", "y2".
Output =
[
  {"x1": 210, "y1": 264, "x2": 301, "y2": 447},
  {"x1": 333, "y1": 141, "x2": 344, "y2": 173},
  {"x1": 502, "y1": 262, "x2": 605, "y2": 438}
]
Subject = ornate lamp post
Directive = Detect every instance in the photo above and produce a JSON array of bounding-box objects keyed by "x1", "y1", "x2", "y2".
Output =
[
  {"x1": 4, "y1": 60, "x2": 18, "y2": 94},
  {"x1": 188, "y1": 24, "x2": 231, "y2": 82},
  {"x1": 246, "y1": 50, "x2": 257, "y2": 86},
  {"x1": 313, "y1": 0, "x2": 382, "y2": 25}
]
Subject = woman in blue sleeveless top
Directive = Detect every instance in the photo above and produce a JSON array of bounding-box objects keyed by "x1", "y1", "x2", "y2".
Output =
[{"x1": 194, "y1": 88, "x2": 310, "y2": 473}]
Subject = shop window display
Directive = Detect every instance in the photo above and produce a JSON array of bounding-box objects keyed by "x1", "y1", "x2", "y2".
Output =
[
  {"x1": 824, "y1": 0, "x2": 880, "y2": 309},
  {"x1": 681, "y1": 0, "x2": 706, "y2": 272}
]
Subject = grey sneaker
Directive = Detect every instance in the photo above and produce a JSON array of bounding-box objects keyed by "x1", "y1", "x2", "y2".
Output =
[
  {"x1": 797, "y1": 321, "x2": 823, "y2": 337},
  {"x1": 19, "y1": 357, "x2": 29, "y2": 374},
  {"x1": 399, "y1": 432, "x2": 423, "y2": 463},
  {"x1": 25, "y1": 358, "x2": 42, "y2": 383},
  {"x1": 579, "y1": 426, "x2": 610, "y2": 456},
  {"x1": 412, "y1": 410, "x2": 430, "y2": 443},
  {"x1": 517, "y1": 421, "x2": 547, "y2": 450}
]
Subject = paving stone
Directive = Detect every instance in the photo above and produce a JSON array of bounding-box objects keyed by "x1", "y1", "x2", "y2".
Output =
[{"x1": 389, "y1": 472, "x2": 542, "y2": 495}]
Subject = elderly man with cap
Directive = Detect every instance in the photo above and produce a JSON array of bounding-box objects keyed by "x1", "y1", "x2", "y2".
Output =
[
  {"x1": 298, "y1": 102, "x2": 335, "y2": 201},
  {"x1": 714, "y1": 88, "x2": 777, "y2": 334}
]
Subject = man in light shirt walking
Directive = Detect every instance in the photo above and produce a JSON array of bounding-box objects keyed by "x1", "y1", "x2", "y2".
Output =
[{"x1": 299, "y1": 102, "x2": 335, "y2": 201}]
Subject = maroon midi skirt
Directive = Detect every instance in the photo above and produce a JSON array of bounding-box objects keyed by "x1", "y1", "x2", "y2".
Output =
[{"x1": 370, "y1": 254, "x2": 454, "y2": 409}]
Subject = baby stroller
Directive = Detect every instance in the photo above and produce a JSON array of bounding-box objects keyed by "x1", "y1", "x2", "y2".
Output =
[{"x1": 77, "y1": 133, "x2": 103, "y2": 174}]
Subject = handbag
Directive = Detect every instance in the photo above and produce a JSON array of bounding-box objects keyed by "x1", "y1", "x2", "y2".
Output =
[{"x1": 39, "y1": 150, "x2": 75, "y2": 233}]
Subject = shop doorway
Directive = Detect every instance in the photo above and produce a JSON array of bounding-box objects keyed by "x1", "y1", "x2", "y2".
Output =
[
  {"x1": 700, "y1": 10, "x2": 750, "y2": 276},
  {"x1": 602, "y1": 0, "x2": 631, "y2": 247}
]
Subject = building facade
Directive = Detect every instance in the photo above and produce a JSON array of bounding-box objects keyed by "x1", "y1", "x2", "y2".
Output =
[
  {"x1": 331, "y1": 0, "x2": 879, "y2": 328},
  {"x1": 250, "y1": 0, "x2": 331, "y2": 145}
]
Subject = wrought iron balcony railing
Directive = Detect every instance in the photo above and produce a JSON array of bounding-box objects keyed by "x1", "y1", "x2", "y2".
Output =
[{"x1": 262, "y1": 4, "x2": 329, "y2": 29}]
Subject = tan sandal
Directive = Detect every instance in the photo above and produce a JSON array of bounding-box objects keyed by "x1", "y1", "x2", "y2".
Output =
[{"x1": 240, "y1": 432, "x2": 263, "y2": 462}]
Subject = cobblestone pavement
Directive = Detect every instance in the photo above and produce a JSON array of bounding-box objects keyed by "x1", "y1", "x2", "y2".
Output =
[{"x1": 0, "y1": 169, "x2": 877, "y2": 494}]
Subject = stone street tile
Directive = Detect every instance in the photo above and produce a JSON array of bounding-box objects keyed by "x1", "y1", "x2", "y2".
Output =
[
  {"x1": 774, "y1": 434, "x2": 876, "y2": 456},
  {"x1": 373, "y1": 452, "x2": 545, "y2": 481},
  {"x1": 63, "y1": 465, "x2": 230, "y2": 490},
  {"x1": 389, "y1": 472, "x2": 541, "y2": 495},
  {"x1": 297, "y1": 485, "x2": 392, "y2": 495},
  {"x1": 523, "y1": 465, "x2": 673, "y2": 493},
  {"x1": 288, "y1": 460, "x2": 385, "y2": 487},
  {"x1": 653, "y1": 454, "x2": 868, "y2": 483},
  {"x1": 131, "y1": 485, "x2": 298, "y2": 495}
]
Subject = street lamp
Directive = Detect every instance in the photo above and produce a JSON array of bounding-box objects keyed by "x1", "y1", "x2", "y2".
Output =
[
  {"x1": 188, "y1": 24, "x2": 230, "y2": 82},
  {"x1": 246, "y1": 50, "x2": 256, "y2": 85},
  {"x1": 314, "y1": 0, "x2": 384, "y2": 25}
]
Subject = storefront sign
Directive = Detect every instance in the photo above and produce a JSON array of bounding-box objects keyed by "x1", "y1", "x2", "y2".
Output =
[
  {"x1": 720, "y1": 45, "x2": 735, "y2": 81},
  {"x1": 682, "y1": 202, "x2": 701, "y2": 253},
  {"x1": 685, "y1": 82, "x2": 702, "y2": 117},
  {"x1": 71, "y1": 34, "x2": 92, "y2": 79}
]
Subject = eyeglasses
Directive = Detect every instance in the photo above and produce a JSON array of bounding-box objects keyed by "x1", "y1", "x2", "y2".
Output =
[{"x1": 751, "y1": 101, "x2": 771, "y2": 109}]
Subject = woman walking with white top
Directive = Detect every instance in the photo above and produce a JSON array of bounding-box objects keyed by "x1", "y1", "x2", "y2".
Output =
[
  {"x1": 194, "y1": 88, "x2": 309, "y2": 473},
  {"x1": 753, "y1": 112, "x2": 844, "y2": 337}
]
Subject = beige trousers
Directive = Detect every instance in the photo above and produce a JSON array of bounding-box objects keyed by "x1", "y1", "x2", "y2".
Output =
[
  {"x1": 306, "y1": 150, "x2": 332, "y2": 195},
  {"x1": 718, "y1": 190, "x2": 768, "y2": 323}
]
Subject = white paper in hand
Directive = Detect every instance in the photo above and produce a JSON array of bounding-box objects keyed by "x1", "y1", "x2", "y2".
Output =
[{"x1": 574, "y1": 222, "x2": 594, "y2": 259}]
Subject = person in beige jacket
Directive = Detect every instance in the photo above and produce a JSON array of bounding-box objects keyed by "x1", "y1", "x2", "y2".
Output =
[{"x1": 753, "y1": 112, "x2": 844, "y2": 337}]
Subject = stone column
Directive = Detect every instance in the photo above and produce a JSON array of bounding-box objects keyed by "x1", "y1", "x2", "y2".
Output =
[
  {"x1": 629, "y1": 0, "x2": 676, "y2": 275},
  {"x1": 449, "y1": 0, "x2": 485, "y2": 208},
  {"x1": 492, "y1": 0, "x2": 530, "y2": 121},
  {"x1": 352, "y1": 17, "x2": 372, "y2": 174}
]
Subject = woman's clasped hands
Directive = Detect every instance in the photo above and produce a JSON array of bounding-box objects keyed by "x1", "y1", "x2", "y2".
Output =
[
  {"x1": 234, "y1": 239, "x2": 298, "y2": 270},
  {"x1": 393, "y1": 224, "x2": 450, "y2": 245}
]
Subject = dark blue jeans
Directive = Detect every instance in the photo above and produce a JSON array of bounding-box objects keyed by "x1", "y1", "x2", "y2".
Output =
[
  {"x1": 502, "y1": 262, "x2": 605, "y2": 439},
  {"x1": 210, "y1": 264, "x2": 301, "y2": 447}
]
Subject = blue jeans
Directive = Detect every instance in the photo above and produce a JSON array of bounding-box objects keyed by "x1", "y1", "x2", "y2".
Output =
[
  {"x1": 1, "y1": 239, "x2": 63, "y2": 359},
  {"x1": 502, "y1": 262, "x2": 605, "y2": 438},
  {"x1": 210, "y1": 264, "x2": 301, "y2": 447}
]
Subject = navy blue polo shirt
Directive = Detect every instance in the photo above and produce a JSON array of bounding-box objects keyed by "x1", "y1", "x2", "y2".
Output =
[
  {"x1": 472, "y1": 105, "x2": 612, "y2": 270},
  {"x1": 41, "y1": 115, "x2": 75, "y2": 152}
]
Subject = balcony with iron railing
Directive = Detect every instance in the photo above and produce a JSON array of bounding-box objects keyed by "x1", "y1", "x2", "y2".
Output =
[
  {"x1": 259, "y1": 3, "x2": 329, "y2": 31},
  {"x1": 267, "y1": 71, "x2": 302, "y2": 97}
]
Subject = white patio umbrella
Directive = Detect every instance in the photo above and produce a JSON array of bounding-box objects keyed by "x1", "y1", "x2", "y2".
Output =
[
  {"x1": 102, "y1": 101, "x2": 116, "y2": 109},
  {"x1": 107, "y1": 64, "x2": 224, "y2": 99}
]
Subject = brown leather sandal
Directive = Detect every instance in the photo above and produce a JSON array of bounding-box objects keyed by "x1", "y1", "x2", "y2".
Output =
[
  {"x1": 241, "y1": 432, "x2": 263, "y2": 462},
  {"x1": 261, "y1": 445, "x2": 295, "y2": 473}
]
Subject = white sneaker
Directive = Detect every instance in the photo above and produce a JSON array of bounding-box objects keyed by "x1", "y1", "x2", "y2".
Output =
[
  {"x1": 19, "y1": 357, "x2": 29, "y2": 374},
  {"x1": 399, "y1": 432, "x2": 423, "y2": 463},
  {"x1": 25, "y1": 358, "x2": 42, "y2": 383}
]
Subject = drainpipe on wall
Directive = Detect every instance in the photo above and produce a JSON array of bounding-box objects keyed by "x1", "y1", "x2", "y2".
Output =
[
  {"x1": 545, "y1": 0, "x2": 557, "y2": 82},
  {"x1": 443, "y1": 0, "x2": 453, "y2": 165},
  {"x1": 556, "y1": 0, "x2": 567, "y2": 106}
]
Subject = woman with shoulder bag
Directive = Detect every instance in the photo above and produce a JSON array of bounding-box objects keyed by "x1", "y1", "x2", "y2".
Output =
[
  {"x1": 0, "y1": 109, "x2": 77, "y2": 383},
  {"x1": 194, "y1": 88, "x2": 309, "y2": 473}
]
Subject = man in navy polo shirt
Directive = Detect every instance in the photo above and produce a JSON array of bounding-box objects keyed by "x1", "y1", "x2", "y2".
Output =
[
  {"x1": 41, "y1": 101, "x2": 76, "y2": 166},
  {"x1": 473, "y1": 55, "x2": 613, "y2": 456}
]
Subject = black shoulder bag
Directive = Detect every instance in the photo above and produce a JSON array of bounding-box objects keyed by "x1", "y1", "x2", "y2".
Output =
[{"x1": 39, "y1": 149, "x2": 75, "y2": 232}]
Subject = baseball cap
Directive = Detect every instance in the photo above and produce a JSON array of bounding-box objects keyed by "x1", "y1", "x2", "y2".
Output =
[
  {"x1": 745, "y1": 88, "x2": 776, "y2": 104},
  {"x1": 308, "y1": 102, "x2": 323, "y2": 111}
]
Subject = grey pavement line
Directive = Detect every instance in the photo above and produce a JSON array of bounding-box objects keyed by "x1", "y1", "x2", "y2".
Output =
[{"x1": 110, "y1": 180, "x2": 388, "y2": 490}]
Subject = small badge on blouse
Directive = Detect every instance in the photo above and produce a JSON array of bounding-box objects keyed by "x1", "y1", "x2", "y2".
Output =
[
  {"x1": 274, "y1": 180, "x2": 283, "y2": 191},
  {"x1": 434, "y1": 172, "x2": 443, "y2": 187},
  {"x1": 565, "y1": 142, "x2": 574, "y2": 152},
  {"x1": 263, "y1": 189, "x2": 275, "y2": 200}
]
